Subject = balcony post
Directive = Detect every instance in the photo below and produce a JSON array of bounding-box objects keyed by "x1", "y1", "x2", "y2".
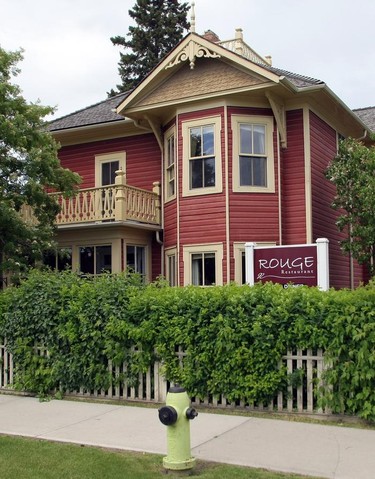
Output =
[
  {"x1": 115, "y1": 169, "x2": 127, "y2": 221},
  {"x1": 152, "y1": 181, "x2": 161, "y2": 224}
]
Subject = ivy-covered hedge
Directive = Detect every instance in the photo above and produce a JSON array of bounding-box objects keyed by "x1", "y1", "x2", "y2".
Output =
[{"x1": 0, "y1": 270, "x2": 374, "y2": 420}]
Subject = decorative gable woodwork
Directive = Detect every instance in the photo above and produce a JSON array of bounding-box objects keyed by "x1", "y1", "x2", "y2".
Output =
[{"x1": 136, "y1": 58, "x2": 268, "y2": 108}]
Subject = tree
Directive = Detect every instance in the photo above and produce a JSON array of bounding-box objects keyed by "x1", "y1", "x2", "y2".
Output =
[
  {"x1": 0, "y1": 47, "x2": 81, "y2": 286},
  {"x1": 326, "y1": 137, "x2": 375, "y2": 277},
  {"x1": 109, "y1": 0, "x2": 190, "y2": 95}
]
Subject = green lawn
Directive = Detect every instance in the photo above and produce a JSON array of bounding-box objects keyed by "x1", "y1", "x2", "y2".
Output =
[{"x1": 0, "y1": 435, "x2": 323, "y2": 479}]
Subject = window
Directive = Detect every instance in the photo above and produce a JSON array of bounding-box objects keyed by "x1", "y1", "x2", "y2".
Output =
[
  {"x1": 79, "y1": 245, "x2": 112, "y2": 274},
  {"x1": 95, "y1": 152, "x2": 126, "y2": 187},
  {"x1": 189, "y1": 125, "x2": 215, "y2": 189},
  {"x1": 191, "y1": 252, "x2": 216, "y2": 286},
  {"x1": 165, "y1": 249, "x2": 177, "y2": 286},
  {"x1": 126, "y1": 245, "x2": 146, "y2": 277},
  {"x1": 165, "y1": 130, "x2": 176, "y2": 200},
  {"x1": 183, "y1": 243, "x2": 223, "y2": 286},
  {"x1": 232, "y1": 116, "x2": 275, "y2": 193},
  {"x1": 43, "y1": 248, "x2": 72, "y2": 271},
  {"x1": 182, "y1": 117, "x2": 222, "y2": 197}
]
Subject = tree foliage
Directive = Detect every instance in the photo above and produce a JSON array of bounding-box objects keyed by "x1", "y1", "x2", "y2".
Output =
[
  {"x1": 326, "y1": 137, "x2": 375, "y2": 277},
  {"x1": 109, "y1": 0, "x2": 190, "y2": 95},
  {"x1": 0, "y1": 47, "x2": 81, "y2": 283}
]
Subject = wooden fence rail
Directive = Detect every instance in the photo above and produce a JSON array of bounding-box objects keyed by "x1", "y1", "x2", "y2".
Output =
[{"x1": 0, "y1": 342, "x2": 329, "y2": 414}]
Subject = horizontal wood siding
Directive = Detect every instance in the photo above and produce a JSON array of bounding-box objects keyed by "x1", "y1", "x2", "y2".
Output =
[
  {"x1": 281, "y1": 110, "x2": 306, "y2": 244},
  {"x1": 310, "y1": 111, "x2": 351, "y2": 288},
  {"x1": 163, "y1": 201, "x2": 178, "y2": 250},
  {"x1": 227, "y1": 107, "x2": 279, "y2": 281},
  {"x1": 178, "y1": 108, "x2": 227, "y2": 284},
  {"x1": 151, "y1": 239, "x2": 161, "y2": 281},
  {"x1": 58, "y1": 133, "x2": 161, "y2": 190}
]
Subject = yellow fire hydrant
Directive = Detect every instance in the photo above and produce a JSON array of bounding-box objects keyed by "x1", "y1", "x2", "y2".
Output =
[{"x1": 158, "y1": 385, "x2": 198, "y2": 471}]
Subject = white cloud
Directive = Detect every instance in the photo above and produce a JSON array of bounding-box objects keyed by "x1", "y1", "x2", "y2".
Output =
[{"x1": 1, "y1": 0, "x2": 374, "y2": 118}]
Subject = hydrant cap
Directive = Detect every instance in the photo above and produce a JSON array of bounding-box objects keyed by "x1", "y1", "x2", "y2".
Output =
[
  {"x1": 158, "y1": 405, "x2": 178, "y2": 426},
  {"x1": 168, "y1": 385, "x2": 186, "y2": 393}
]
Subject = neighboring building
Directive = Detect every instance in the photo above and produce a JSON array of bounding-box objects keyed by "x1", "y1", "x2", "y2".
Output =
[{"x1": 49, "y1": 28, "x2": 374, "y2": 288}]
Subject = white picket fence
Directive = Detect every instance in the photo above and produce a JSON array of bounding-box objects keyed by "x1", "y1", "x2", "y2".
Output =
[{"x1": 0, "y1": 341, "x2": 329, "y2": 415}]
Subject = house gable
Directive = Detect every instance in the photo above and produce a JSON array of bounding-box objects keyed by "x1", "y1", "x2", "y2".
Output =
[
  {"x1": 117, "y1": 33, "x2": 281, "y2": 116},
  {"x1": 136, "y1": 58, "x2": 269, "y2": 108}
]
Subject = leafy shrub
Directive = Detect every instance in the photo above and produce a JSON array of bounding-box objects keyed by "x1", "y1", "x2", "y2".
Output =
[{"x1": 0, "y1": 272, "x2": 374, "y2": 420}]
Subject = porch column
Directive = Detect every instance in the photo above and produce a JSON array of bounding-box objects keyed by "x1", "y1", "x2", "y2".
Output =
[
  {"x1": 152, "y1": 181, "x2": 161, "y2": 224},
  {"x1": 115, "y1": 170, "x2": 127, "y2": 221}
]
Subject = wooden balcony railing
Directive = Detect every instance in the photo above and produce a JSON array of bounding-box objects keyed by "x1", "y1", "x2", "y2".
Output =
[{"x1": 52, "y1": 171, "x2": 161, "y2": 226}]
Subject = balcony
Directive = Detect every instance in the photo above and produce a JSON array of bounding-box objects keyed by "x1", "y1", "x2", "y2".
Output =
[{"x1": 52, "y1": 171, "x2": 161, "y2": 227}]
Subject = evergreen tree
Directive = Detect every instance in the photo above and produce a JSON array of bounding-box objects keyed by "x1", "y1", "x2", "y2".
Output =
[
  {"x1": 0, "y1": 47, "x2": 81, "y2": 286},
  {"x1": 109, "y1": 0, "x2": 190, "y2": 95}
]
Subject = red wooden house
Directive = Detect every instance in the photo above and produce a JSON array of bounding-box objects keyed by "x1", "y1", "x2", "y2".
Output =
[{"x1": 49, "y1": 28, "x2": 374, "y2": 289}]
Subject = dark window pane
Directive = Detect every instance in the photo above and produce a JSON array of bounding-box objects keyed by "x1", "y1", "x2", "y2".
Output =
[
  {"x1": 190, "y1": 127, "x2": 201, "y2": 157},
  {"x1": 204, "y1": 157, "x2": 215, "y2": 187},
  {"x1": 102, "y1": 161, "x2": 119, "y2": 186},
  {"x1": 204, "y1": 253, "x2": 216, "y2": 285},
  {"x1": 190, "y1": 159, "x2": 203, "y2": 189},
  {"x1": 96, "y1": 245, "x2": 112, "y2": 273},
  {"x1": 80, "y1": 247, "x2": 94, "y2": 274},
  {"x1": 57, "y1": 248, "x2": 72, "y2": 271},
  {"x1": 127, "y1": 246, "x2": 135, "y2": 271}
]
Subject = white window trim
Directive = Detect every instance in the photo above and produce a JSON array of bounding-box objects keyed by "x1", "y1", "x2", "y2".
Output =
[
  {"x1": 164, "y1": 127, "x2": 176, "y2": 202},
  {"x1": 95, "y1": 151, "x2": 126, "y2": 187},
  {"x1": 233, "y1": 241, "x2": 276, "y2": 284},
  {"x1": 232, "y1": 115, "x2": 275, "y2": 193},
  {"x1": 182, "y1": 116, "x2": 222, "y2": 197},
  {"x1": 183, "y1": 243, "x2": 223, "y2": 286},
  {"x1": 165, "y1": 247, "x2": 177, "y2": 286}
]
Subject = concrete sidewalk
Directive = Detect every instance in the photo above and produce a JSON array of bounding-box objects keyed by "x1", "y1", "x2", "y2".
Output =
[{"x1": 0, "y1": 394, "x2": 374, "y2": 479}]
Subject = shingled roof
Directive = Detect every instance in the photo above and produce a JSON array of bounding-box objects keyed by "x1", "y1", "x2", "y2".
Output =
[
  {"x1": 49, "y1": 91, "x2": 130, "y2": 131},
  {"x1": 353, "y1": 107, "x2": 375, "y2": 132}
]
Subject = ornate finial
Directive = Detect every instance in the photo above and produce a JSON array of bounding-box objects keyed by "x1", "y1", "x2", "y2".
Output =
[{"x1": 190, "y1": 2, "x2": 196, "y2": 33}]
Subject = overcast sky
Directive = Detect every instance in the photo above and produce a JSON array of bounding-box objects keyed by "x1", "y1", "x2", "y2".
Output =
[{"x1": 2, "y1": 0, "x2": 374, "y2": 119}]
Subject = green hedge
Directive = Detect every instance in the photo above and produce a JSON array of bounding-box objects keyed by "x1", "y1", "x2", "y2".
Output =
[{"x1": 0, "y1": 270, "x2": 374, "y2": 420}]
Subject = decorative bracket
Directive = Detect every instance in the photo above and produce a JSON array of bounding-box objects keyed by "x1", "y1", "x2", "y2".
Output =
[
  {"x1": 165, "y1": 39, "x2": 221, "y2": 70},
  {"x1": 265, "y1": 92, "x2": 287, "y2": 149}
]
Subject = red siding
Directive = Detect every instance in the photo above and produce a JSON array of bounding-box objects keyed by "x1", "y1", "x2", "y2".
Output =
[
  {"x1": 309, "y1": 111, "x2": 366, "y2": 288},
  {"x1": 281, "y1": 110, "x2": 307, "y2": 244},
  {"x1": 227, "y1": 107, "x2": 280, "y2": 281},
  {"x1": 58, "y1": 133, "x2": 161, "y2": 190},
  {"x1": 177, "y1": 108, "x2": 227, "y2": 284}
]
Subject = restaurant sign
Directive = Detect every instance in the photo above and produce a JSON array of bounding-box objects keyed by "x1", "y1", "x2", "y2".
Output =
[{"x1": 245, "y1": 238, "x2": 329, "y2": 291}]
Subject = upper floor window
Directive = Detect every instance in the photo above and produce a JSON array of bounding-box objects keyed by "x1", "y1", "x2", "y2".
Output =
[
  {"x1": 95, "y1": 152, "x2": 126, "y2": 187},
  {"x1": 165, "y1": 129, "x2": 176, "y2": 200},
  {"x1": 232, "y1": 116, "x2": 275, "y2": 193},
  {"x1": 182, "y1": 117, "x2": 222, "y2": 197}
]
